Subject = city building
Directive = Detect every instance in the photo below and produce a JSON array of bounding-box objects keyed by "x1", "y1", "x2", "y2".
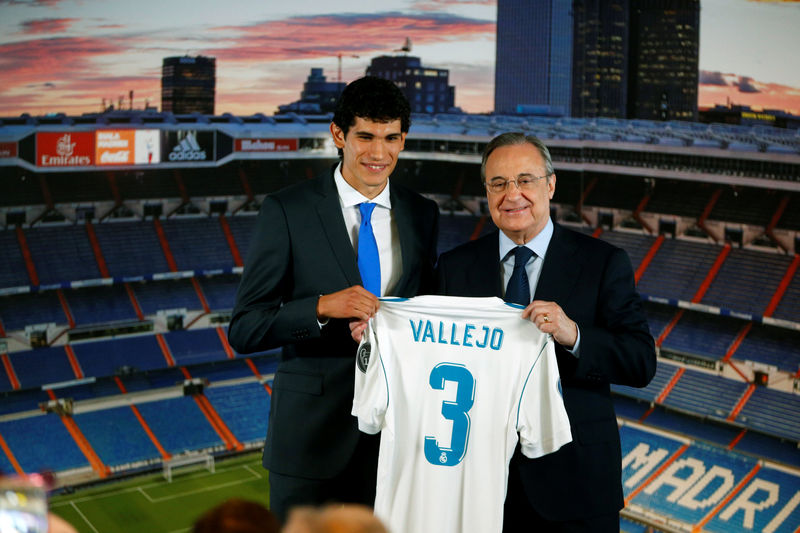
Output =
[
  {"x1": 161, "y1": 55, "x2": 216, "y2": 115},
  {"x1": 276, "y1": 68, "x2": 345, "y2": 115},
  {"x1": 571, "y1": 0, "x2": 630, "y2": 118},
  {"x1": 366, "y1": 55, "x2": 456, "y2": 114},
  {"x1": 627, "y1": 0, "x2": 700, "y2": 121},
  {"x1": 494, "y1": 0, "x2": 572, "y2": 115}
]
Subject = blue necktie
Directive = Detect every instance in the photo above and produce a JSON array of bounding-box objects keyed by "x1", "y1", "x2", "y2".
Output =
[
  {"x1": 358, "y1": 203, "x2": 381, "y2": 296},
  {"x1": 505, "y1": 246, "x2": 535, "y2": 305}
]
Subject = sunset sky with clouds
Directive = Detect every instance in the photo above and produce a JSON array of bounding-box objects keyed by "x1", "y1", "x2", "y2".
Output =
[{"x1": 0, "y1": 0, "x2": 798, "y2": 118}]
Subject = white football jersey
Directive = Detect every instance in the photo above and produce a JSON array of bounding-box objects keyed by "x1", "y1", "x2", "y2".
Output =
[{"x1": 352, "y1": 295, "x2": 572, "y2": 533}]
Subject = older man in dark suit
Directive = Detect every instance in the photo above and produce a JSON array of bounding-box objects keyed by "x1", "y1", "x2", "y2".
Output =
[
  {"x1": 228, "y1": 77, "x2": 439, "y2": 523},
  {"x1": 436, "y1": 132, "x2": 656, "y2": 532}
]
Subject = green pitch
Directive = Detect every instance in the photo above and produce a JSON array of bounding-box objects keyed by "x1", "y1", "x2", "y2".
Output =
[{"x1": 48, "y1": 453, "x2": 270, "y2": 533}]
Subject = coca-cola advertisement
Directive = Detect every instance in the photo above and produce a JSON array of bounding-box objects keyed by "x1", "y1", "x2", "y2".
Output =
[
  {"x1": 96, "y1": 129, "x2": 136, "y2": 165},
  {"x1": 36, "y1": 132, "x2": 95, "y2": 167}
]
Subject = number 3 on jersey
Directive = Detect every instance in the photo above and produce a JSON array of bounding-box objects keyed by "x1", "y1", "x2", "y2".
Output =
[{"x1": 424, "y1": 363, "x2": 475, "y2": 467}]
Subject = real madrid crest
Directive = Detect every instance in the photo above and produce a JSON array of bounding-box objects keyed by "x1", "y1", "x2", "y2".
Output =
[{"x1": 357, "y1": 342, "x2": 371, "y2": 373}]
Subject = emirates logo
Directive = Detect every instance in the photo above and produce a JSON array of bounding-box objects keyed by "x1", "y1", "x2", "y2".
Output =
[{"x1": 56, "y1": 134, "x2": 76, "y2": 157}]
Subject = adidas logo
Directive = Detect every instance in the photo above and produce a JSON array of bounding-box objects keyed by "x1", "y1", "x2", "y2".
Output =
[{"x1": 169, "y1": 132, "x2": 206, "y2": 161}]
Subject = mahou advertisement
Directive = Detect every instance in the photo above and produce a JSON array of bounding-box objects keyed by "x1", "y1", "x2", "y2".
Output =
[
  {"x1": 37, "y1": 132, "x2": 94, "y2": 167},
  {"x1": 235, "y1": 138, "x2": 298, "y2": 152}
]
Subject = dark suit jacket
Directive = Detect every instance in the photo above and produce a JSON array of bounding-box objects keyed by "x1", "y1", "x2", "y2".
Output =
[
  {"x1": 228, "y1": 167, "x2": 439, "y2": 479},
  {"x1": 436, "y1": 223, "x2": 656, "y2": 520}
]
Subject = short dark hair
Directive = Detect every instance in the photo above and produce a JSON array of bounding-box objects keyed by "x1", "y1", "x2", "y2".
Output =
[
  {"x1": 480, "y1": 132, "x2": 554, "y2": 182},
  {"x1": 332, "y1": 76, "x2": 411, "y2": 136}
]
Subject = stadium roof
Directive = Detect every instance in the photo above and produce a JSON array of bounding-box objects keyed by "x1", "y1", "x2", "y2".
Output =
[{"x1": 1, "y1": 110, "x2": 798, "y2": 155}]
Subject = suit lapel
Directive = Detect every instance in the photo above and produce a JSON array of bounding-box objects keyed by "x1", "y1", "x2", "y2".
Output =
[
  {"x1": 391, "y1": 184, "x2": 412, "y2": 295},
  {"x1": 315, "y1": 170, "x2": 361, "y2": 286},
  {"x1": 468, "y1": 231, "x2": 504, "y2": 298},
  {"x1": 534, "y1": 223, "x2": 581, "y2": 303}
]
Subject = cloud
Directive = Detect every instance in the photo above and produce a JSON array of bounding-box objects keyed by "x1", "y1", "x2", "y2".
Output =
[
  {"x1": 412, "y1": 0, "x2": 496, "y2": 10},
  {"x1": 0, "y1": 0, "x2": 64, "y2": 6},
  {"x1": 699, "y1": 77, "x2": 800, "y2": 115},
  {"x1": 206, "y1": 12, "x2": 495, "y2": 63},
  {"x1": 699, "y1": 70, "x2": 729, "y2": 86},
  {"x1": 20, "y1": 18, "x2": 77, "y2": 34},
  {"x1": 736, "y1": 76, "x2": 761, "y2": 93}
]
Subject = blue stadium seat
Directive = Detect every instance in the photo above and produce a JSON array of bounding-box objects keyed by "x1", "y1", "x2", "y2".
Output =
[
  {"x1": 736, "y1": 387, "x2": 800, "y2": 441},
  {"x1": 612, "y1": 360, "x2": 677, "y2": 403},
  {"x1": 599, "y1": 230, "x2": 656, "y2": 273},
  {"x1": 0, "y1": 414, "x2": 89, "y2": 473},
  {"x1": 0, "y1": 229, "x2": 31, "y2": 289},
  {"x1": 637, "y1": 239, "x2": 720, "y2": 301},
  {"x1": 198, "y1": 274, "x2": 239, "y2": 312},
  {"x1": 93, "y1": 221, "x2": 169, "y2": 278},
  {"x1": 73, "y1": 407, "x2": 160, "y2": 467},
  {"x1": 733, "y1": 324, "x2": 800, "y2": 373},
  {"x1": 136, "y1": 397, "x2": 223, "y2": 454},
  {"x1": 205, "y1": 382, "x2": 270, "y2": 443},
  {"x1": 702, "y1": 248, "x2": 792, "y2": 316},
  {"x1": 9, "y1": 346, "x2": 76, "y2": 389},
  {"x1": 163, "y1": 329, "x2": 228, "y2": 366},
  {"x1": 661, "y1": 311, "x2": 743, "y2": 361},
  {"x1": 24, "y1": 225, "x2": 100, "y2": 284},
  {"x1": 662, "y1": 369, "x2": 748, "y2": 420},
  {"x1": 226, "y1": 215, "x2": 258, "y2": 263},
  {"x1": 132, "y1": 279, "x2": 201, "y2": 315},
  {"x1": 160, "y1": 217, "x2": 233, "y2": 272},
  {"x1": 0, "y1": 290, "x2": 68, "y2": 332},
  {"x1": 65, "y1": 285, "x2": 138, "y2": 326},
  {"x1": 72, "y1": 335, "x2": 168, "y2": 379}
]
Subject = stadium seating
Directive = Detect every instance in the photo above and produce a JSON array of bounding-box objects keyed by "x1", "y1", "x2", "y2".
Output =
[
  {"x1": 0, "y1": 414, "x2": 89, "y2": 473},
  {"x1": 65, "y1": 284, "x2": 138, "y2": 325},
  {"x1": 162, "y1": 329, "x2": 229, "y2": 366},
  {"x1": 73, "y1": 407, "x2": 160, "y2": 467},
  {"x1": 598, "y1": 230, "x2": 656, "y2": 275},
  {"x1": 24, "y1": 224, "x2": 100, "y2": 284},
  {"x1": 734, "y1": 324, "x2": 800, "y2": 373},
  {"x1": 135, "y1": 397, "x2": 224, "y2": 454},
  {"x1": 197, "y1": 274, "x2": 240, "y2": 312},
  {"x1": 637, "y1": 238, "x2": 721, "y2": 301},
  {"x1": 702, "y1": 248, "x2": 792, "y2": 316},
  {"x1": 660, "y1": 310, "x2": 742, "y2": 360},
  {"x1": 736, "y1": 387, "x2": 800, "y2": 442},
  {"x1": 204, "y1": 382, "x2": 270, "y2": 444},
  {"x1": 8, "y1": 346, "x2": 76, "y2": 389},
  {"x1": 71, "y1": 335, "x2": 168, "y2": 379},
  {"x1": 160, "y1": 217, "x2": 233, "y2": 271},
  {"x1": 0, "y1": 289, "x2": 66, "y2": 332},
  {"x1": 225, "y1": 214, "x2": 258, "y2": 264},
  {"x1": 0, "y1": 229, "x2": 31, "y2": 288},
  {"x1": 93, "y1": 221, "x2": 170, "y2": 278}
]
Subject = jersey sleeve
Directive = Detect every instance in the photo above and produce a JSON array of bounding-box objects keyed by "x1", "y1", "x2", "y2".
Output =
[
  {"x1": 517, "y1": 337, "x2": 573, "y2": 458},
  {"x1": 352, "y1": 319, "x2": 389, "y2": 435}
]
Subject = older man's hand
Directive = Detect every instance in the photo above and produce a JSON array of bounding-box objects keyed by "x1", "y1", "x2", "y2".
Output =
[{"x1": 522, "y1": 300, "x2": 578, "y2": 349}]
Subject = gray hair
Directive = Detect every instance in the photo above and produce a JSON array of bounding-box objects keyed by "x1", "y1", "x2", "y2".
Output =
[{"x1": 480, "y1": 132, "x2": 555, "y2": 182}]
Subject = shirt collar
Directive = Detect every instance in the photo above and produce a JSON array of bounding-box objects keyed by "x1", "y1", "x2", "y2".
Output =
[
  {"x1": 499, "y1": 218, "x2": 554, "y2": 262},
  {"x1": 334, "y1": 163, "x2": 392, "y2": 209}
]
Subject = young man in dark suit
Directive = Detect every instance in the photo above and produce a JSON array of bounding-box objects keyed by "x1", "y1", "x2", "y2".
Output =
[
  {"x1": 228, "y1": 77, "x2": 439, "y2": 523},
  {"x1": 436, "y1": 132, "x2": 656, "y2": 532}
]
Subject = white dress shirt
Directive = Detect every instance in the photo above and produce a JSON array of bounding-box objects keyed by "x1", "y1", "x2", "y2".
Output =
[
  {"x1": 334, "y1": 164, "x2": 403, "y2": 297},
  {"x1": 498, "y1": 218, "x2": 581, "y2": 356}
]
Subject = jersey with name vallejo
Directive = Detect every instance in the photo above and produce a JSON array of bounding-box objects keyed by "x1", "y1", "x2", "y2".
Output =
[{"x1": 352, "y1": 295, "x2": 572, "y2": 533}]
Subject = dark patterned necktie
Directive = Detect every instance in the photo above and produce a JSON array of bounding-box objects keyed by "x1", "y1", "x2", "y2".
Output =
[{"x1": 505, "y1": 246, "x2": 534, "y2": 305}]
